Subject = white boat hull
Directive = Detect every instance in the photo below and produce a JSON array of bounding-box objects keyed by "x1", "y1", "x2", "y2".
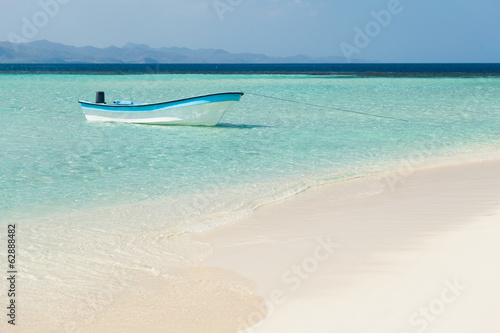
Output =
[{"x1": 78, "y1": 92, "x2": 243, "y2": 126}]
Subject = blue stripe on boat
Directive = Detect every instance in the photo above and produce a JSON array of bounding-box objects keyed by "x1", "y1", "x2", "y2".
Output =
[{"x1": 78, "y1": 92, "x2": 243, "y2": 113}]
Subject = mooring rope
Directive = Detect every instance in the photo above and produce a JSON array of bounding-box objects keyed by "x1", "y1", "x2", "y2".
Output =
[{"x1": 246, "y1": 92, "x2": 408, "y2": 122}]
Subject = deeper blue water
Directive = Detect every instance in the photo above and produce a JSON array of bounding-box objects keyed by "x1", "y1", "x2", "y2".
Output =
[{"x1": 1, "y1": 63, "x2": 500, "y2": 75}]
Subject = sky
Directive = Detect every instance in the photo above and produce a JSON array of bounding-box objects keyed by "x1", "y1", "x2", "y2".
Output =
[{"x1": 0, "y1": 0, "x2": 499, "y2": 62}]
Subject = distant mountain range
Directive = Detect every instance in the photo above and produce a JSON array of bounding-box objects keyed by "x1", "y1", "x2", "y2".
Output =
[{"x1": 0, "y1": 40, "x2": 368, "y2": 64}]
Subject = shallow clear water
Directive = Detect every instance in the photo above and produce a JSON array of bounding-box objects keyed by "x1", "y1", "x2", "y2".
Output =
[{"x1": 1, "y1": 74, "x2": 499, "y2": 226}]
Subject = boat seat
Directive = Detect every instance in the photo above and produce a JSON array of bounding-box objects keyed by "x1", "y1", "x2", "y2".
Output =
[{"x1": 113, "y1": 101, "x2": 134, "y2": 105}]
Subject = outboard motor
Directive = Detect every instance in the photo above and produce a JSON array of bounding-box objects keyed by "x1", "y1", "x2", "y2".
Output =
[{"x1": 95, "y1": 91, "x2": 105, "y2": 104}]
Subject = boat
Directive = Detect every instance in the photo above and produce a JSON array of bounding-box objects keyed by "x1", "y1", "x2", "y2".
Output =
[{"x1": 78, "y1": 91, "x2": 244, "y2": 126}]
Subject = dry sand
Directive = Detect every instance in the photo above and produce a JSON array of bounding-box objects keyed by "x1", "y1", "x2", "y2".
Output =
[{"x1": 196, "y1": 159, "x2": 500, "y2": 333}]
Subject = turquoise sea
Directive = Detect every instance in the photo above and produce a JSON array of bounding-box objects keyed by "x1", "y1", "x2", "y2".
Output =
[
  {"x1": 0, "y1": 68, "x2": 499, "y2": 328},
  {"x1": 2, "y1": 73, "x2": 500, "y2": 224}
]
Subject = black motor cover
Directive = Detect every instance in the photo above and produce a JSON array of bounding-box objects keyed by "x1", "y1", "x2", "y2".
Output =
[{"x1": 95, "y1": 91, "x2": 105, "y2": 104}]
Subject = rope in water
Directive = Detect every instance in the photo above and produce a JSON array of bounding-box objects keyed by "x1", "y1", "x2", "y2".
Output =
[{"x1": 246, "y1": 92, "x2": 408, "y2": 122}]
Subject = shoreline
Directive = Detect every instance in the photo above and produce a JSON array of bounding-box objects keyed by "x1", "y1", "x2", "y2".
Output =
[
  {"x1": 2, "y1": 157, "x2": 499, "y2": 332},
  {"x1": 6, "y1": 145, "x2": 498, "y2": 232},
  {"x1": 194, "y1": 158, "x2": 500, "y2": 332}
]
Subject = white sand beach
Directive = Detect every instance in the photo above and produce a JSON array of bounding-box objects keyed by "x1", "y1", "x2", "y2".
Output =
[{"x1": 195, "y1": 159, "x2": 500, "y2": 333}]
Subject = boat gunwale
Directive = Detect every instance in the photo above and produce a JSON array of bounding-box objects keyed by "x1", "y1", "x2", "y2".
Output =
[{"x1": 78, "y1": 92, "x2": 244, "y2": 108}]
